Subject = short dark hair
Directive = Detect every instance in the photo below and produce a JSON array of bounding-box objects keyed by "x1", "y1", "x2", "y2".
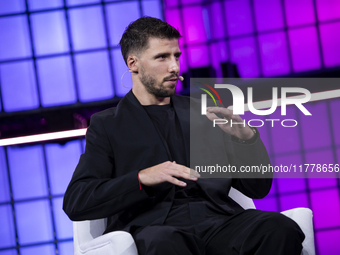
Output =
[{"x1": 119, "y1": 17, "x2": 181, "y2": 65}]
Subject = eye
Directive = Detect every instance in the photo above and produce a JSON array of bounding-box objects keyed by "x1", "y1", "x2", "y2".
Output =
[{"x1": 157, "y1": 55, "x2": 166, "y2": 59}]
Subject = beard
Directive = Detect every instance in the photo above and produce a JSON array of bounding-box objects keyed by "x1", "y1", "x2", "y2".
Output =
[{"x1": 140, "y1": 66, "x2": 176, "y2": 98}]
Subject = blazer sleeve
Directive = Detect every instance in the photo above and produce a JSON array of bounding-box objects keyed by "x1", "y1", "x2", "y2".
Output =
[
  {"x1": 63, "y1": 113, "x2": 153, "y2": 221},
  {"x1": 229, "y1": 132, "x2": 273, "y2": 199}
]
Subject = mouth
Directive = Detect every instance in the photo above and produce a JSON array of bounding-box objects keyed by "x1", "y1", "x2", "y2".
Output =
[
  {"x1": 165, "y1": 80, "x2": 177, "y2": 86},
  {"x1": 164, "y1": 76, "x2": 178, "y2": 85}
]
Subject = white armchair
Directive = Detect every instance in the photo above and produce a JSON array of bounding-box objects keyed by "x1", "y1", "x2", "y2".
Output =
[
  {"x1": 73, "y1": 187, "x2": 315, "y2": 255},
  {"x1": 73, "y1": 218, "x2": 137, "y2": 255}
]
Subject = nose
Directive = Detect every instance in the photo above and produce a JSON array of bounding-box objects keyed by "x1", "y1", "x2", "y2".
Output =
[{"x1": 168, "y1": 57, "x2": 180, "y2": 74}]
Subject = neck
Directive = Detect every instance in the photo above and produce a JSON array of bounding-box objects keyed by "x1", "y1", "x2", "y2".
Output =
[{"x1": 132, "y1": 84, "x2": 171, "y2": 106}]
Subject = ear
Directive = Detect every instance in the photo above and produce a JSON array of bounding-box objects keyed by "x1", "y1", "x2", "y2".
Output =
[{"x1": 127, "y1": 55, "x2": 139, "y2": 73}]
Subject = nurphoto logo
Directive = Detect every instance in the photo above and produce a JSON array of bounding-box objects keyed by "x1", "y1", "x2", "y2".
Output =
[{"x1": 200, "y1": 84, "x2": 312, "y2": 128}]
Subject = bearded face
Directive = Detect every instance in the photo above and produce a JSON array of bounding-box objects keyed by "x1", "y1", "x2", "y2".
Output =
[
  {"x1": 139, "y1": 64, "x2": 177, "y2": 98},
  {"x1": 133, "y1": 38, "x2": 181, "y2": 99}
]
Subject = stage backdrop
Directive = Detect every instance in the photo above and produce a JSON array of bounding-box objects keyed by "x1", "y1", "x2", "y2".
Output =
[{"x1": 0, "y1": 0, "x2": 340, "y2": 255}]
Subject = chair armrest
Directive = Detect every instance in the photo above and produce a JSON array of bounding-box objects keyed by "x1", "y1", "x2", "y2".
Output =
[
  {"x1": 228, "y1": 187, "x2": 256, "y2": 209},
  {"x1": 76, "y1": 230, "x2": 137, "y2": 255},
  {"x1": 281, "y1": 208, "x2": 315, "y2": 255}
]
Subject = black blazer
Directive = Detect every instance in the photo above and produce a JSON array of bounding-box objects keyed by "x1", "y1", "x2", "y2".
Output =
[{"x1": 63, "y1": 90, "x2": 272, "y2": 234}]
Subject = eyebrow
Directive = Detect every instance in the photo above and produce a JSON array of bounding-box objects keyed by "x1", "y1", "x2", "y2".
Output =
[{"x1": 154, "y1": 51, "x2": 182, "y2": 59}]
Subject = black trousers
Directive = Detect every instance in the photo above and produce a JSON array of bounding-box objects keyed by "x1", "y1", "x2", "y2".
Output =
[{"x1": 132, "y1": 201, "x2": 305, "y2": 255}]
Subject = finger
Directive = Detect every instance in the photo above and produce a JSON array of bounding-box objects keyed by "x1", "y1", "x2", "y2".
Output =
[
  {"x1": 190, "y1": 168, "x2": 201, "y2": 178},
  {"x1": 205, "y1": 113, "x2": 231, "y2": 129},
  {"x1": 207, "y1": 107, "x2": 233, "y2": 118},
  {"x1": 205, "y1": 112, "x2": 232, "y2": 127},
  {"x1": 205, "y1": 111, "x2": 219, "y2": 121},
  {"x1": 167, "y1": 176, "x2": 187, "y2": 187},
  {"x1": 178, "y1": 165, "x2": 200, "y2": 178},
  {"x1": 168, "y1": 165, "x2": 200, "y2": 180}
]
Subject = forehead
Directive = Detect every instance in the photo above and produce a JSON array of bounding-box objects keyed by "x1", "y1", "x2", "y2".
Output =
[{"x1": 143, "y1": 37, "x2": 180, "y2": 55}]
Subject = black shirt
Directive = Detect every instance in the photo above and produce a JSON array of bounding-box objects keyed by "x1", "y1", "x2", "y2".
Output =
[{"x1": 143, "y1": 103, "x2": 205, "y2": 205}]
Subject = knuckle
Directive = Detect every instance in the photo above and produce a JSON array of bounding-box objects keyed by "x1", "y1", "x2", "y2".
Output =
[{"x1": 164, "y1": 161, "x2": 172, "y2": 167}]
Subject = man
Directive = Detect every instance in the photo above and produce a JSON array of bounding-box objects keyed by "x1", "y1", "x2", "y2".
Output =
[{"x1": 63, "y1": 17, "x2": 304, "y2": 254}]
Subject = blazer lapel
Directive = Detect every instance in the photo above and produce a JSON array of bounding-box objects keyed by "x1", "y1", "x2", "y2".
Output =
[
  {"x1": 171, "y1": 95, "x2": 190, "y2": 166},
  {"x1": 112, "y1": 91, "x2": 176, "y2": 194},
  {"x1": 113, "y1": 90, "x2": 171, "y2": 167}
]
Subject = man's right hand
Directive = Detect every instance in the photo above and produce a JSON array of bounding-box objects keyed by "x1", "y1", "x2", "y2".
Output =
[{"x1": 138, "y1": 161, "x2": 200, "y2": 187}]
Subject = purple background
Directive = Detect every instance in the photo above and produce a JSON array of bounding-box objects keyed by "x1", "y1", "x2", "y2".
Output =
[{"x1": 1, "y1": 0, "x2": 340, "y2": 254}]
